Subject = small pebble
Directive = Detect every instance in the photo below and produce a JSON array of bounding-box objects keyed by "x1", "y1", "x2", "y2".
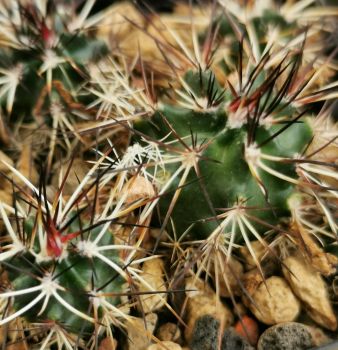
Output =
[
  {"x1": 240, "y1": 241, "x2": 268, "y2": 270},
  {"x1": 257, "y1": 322, "x2": 313, "y2": 350},
  {"x1": 150, "y1": 228, "x2": 169, "y2": 242},
  {"x1": 241, "y1": 269, "x2": 264, "y2": 296},
  {"x1": 0, "y1": 150, "x2": 13, "y2": 180},
  {"x1": 124, "y1": 174, "x2": 156, "y2": 204},
  {"x1": 248, "y1": 276, "x2": 300, "y2": 325},
  {"x1": 282, "y1": 254, "x2": 337, "y2": 331},
  {"x1": 222, "y1": 327, "x2": 255, "y2": 350},
  {"x1": 147, "y1": 341, "x2": 182, "y2": 350},
  {"x1": 99, "y1": 337, "x2": 117, "y2": 350},
  {"x1": 190, "y1": 315, "x2": 220, "y2": 350},
  {"x1": 0, "y1": 189, "x2": 12, "y2": 206},
  {"x1": 5, "y1": 343, "x2": 27, "y2": 350},
  {"x1": 290, "y1": 221, "x2": 337, "y2": 276},
  {"x1": 138, "y1": 258, "x2": 167, "y2": 314},
  {"x1": 156, "y1": 323, "x2": 181, "y2": 343},
  {"x1": 0, "y1": 163, "x2": 13, "y2": 232},
  {"x1": 97, "y1": 2, "x2": 145, "y2": 41},
  {"x1": 190, "y1": 315, "x2": 254, "y2": 350},
  {"x1": 185, "y1": 276, "x2": 233, "y2": 342},
  {"x1": 51, "y1": 158, "x2": 88, "y2": 195},
  {"x1": 211, "y1": 258, "x2": 244, "y2": 297},
  {"x1": 234, "y1": 315, "x2": 259, "y2": 346},
  {"x1": 127, "y1": 313, "x2": 158, "y2": 350},
  {"x1": 16, "y1": 145, "x2": 38, "y2": 186},
  {"x1": 307, "y1": 326, "x2": 332, "y2": 347}
]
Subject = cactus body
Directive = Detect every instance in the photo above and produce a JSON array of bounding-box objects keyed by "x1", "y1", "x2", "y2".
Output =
[
  {"x1": 0, "y1": 3, "x2": 106, "y2": 117},
  {"x1": 0, "y1": 2, "x2": 108, "y2": 169},
  {"x1": 135, "y1": 68, "x2": 313, "y2": 239},
  {"x1": 8, "y1": 218, "x2": 123, "y2": 333}
]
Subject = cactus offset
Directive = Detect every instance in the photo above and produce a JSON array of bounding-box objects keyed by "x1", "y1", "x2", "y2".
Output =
[
  {"x1": 0, "y1": 158, "x2": 141, "y2": 347},
  {"x1": 0, "y1": 1, "x2": 108, "y2": 167}
]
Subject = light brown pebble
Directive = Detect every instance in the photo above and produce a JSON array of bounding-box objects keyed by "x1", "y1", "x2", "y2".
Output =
[
  {"x1": 97, "y1": 2, "x2": 144, "y2": 42},
  {"x1": 290, "y1": 221, "x2": 337, "y2": 276},
  {"x1": 138, "y1": 258, "x2": 167, "y2": 313},
  {"x1": 240, "y1": 240, "x2": 268, "y2": 270},
  {"x1": 0, "y1": 150, "x2": 13, "y2": 170},
  {"x1": 242, "y1": 268, "x2": 265, "y2": 297},
  {"x1": 123, "y1": 175, "x2": 156, "y2": 204},
  {"x1": 7, "y1": 319, "x2": 25, "y2": 342},
  {"x1": 16, "y1": 145, "x2": 38, "y2": 186},
  {"x1": 0, "y1": 325, "x2": 5, "y2": 347},
  {"x1": 0, "y1": 150, "x2": 14, "y2": 191},
  {"x1": 248, "y1": 276, "x2": 300, "y2": 325},
  {"x1": 156, "y1": 323, "x2": 181, "y2": 343},
  {"x1": 184, "y1": 276, "x2": 233, "y2": 342},
  {"x1": 149, "y1": 228, "x2": 169, "y2": 242},
  {"x1": 0, "y1": 117, "x2": 10, "y2": 145},
  {"x1": 51, "y1": 158, "x2": 89, "y2": 195},
  {"x1": 0, "y1": 189, "x2": 12, "y2": 206},
  {"x1": 282, "y1": 254, "x2": 337, "y2": 331},
  {"x1": 5, "y1": 343, "x2": 27, "y2": 350},
  {"x1": 127, "y1": 313, "x2": 158, "y2": 350},
  {"x1": 211, "y1": 257, "x2": 244, "y2": 297},
  {"x1": 147, "y1": 341, "x2": 182, "y2": 350}
]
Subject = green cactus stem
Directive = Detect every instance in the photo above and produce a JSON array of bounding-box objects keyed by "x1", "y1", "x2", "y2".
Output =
[
  {"x1": 134, "y1": 60, "x2": 313, "y2": 240},
  {"x1": 6, "y1": 217, "x2": 124, "y2": 334}
]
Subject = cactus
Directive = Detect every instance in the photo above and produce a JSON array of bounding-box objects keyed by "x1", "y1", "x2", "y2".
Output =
[
  {"x1": 0, "y1": 0, "x2": 108, "y2": 168},
  {"x1": 0, "y1": 158, "x2": 143, "y2": 348},
  {"x1": 111, "y1": 0, "x2": 338, "y2": 278},
  {"x1": 130, "y1": 11, "x2": 336, "y2": 246},
  {"x1": 89, "y1": 0, "x2": 338, "y2": 283},
  {"x1": 135, "y1": 65, "x2": 311, "y2": 237}
]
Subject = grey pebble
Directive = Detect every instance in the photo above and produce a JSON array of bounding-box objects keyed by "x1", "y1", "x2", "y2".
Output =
[
  {"x1": 190, "y1": 315, "x2": 220, "y2": 350},
  {"x1": 222, "y1": 328, "x2": 255, "y2": 350},
  {"x1": 190, "y1": 315, "x2": 254, "y2": 350},
  {"x1": 258, "y1": 322, "x2": 314, "y2": 350}
]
